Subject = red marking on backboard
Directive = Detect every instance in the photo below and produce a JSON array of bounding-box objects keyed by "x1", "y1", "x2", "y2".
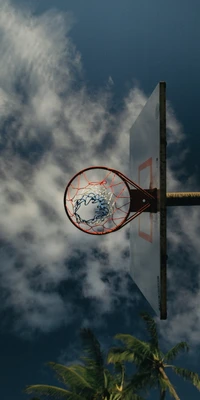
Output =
[
  {"x1": 138, "y1": 158, "x2": 153, "y2": 243},
  {"x1": 138, "y1": 157, "x2": 153, "y2": 188}
]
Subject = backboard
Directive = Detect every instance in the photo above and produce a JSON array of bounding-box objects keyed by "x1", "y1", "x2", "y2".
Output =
[{"x1": 129, "y1": 82, "x2": 167, "y2": 319}]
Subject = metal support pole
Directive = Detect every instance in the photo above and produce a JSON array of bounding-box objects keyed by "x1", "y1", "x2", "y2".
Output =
[{"x1": 166, "y1": 192, "x2": 200, "y2": 206}]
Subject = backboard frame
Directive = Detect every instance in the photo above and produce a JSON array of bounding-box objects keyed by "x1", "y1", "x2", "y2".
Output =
[
  {"x1": 159, "y1": 81, "x2": 167, "y2": 319},
  {"x1": 129, "y1": 81, "x2": 167, "y2": 320}
]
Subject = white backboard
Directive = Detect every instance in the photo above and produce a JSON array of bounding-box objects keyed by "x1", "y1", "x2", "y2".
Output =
[{"x1": 129, "y1": 82, "x2": 167, "y2": 319}]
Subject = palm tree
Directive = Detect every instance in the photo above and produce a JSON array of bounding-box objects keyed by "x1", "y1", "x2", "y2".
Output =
[
  {"x1": 107, "y1": 312, "x2": 200, "y2": 400},
  {"x1": 24, "y1": 328, "x2": 145, "y2": 400}
]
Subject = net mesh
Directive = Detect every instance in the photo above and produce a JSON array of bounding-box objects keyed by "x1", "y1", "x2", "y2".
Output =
[{"x1": 65, "y1": 168, "x2": 130, "y2": 234}]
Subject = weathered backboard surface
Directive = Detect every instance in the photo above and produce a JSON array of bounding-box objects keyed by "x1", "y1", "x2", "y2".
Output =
[{"x1": 129, "y1": 82, "x2": 167, "y2": 319}]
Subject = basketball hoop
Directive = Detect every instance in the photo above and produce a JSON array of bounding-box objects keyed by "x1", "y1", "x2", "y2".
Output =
[{"x1": 64, "y1": 166, "x2": 155, "y2": 235}]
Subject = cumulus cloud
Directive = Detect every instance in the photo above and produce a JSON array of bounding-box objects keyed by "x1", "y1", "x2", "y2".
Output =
[
  {"x1": 0, "y1": 0, "x2": 135, "y2": 336},
  {"x1": 0, "y1": 0, "x2": 199, "y2": 348}
]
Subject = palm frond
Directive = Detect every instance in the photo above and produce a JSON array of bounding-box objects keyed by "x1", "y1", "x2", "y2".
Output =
[
  {"x1": 135, "y1": 357, "x2": 156, "y2": 372},
  {"x1": 171, "y1": 366, "x2": 200, "y2": 391},
  {"x1": 107, "y1": 348, "x2": 139, "y2": 365},
  {"x1": 132, "y1": 395, "x2": 147, "y2": 400},
  {"x1": 108, "y1": 393, "x2": 122, "y2": 400},
  {"x1": 24, "y1": 384, "x2": 83, "y2": 400},
  {"x1": 124, "y1": 370, "x2": 157, "y2": 394},
  {"x1": 140, "y1": 312, "x2": 159, "y2": 349},
  {"x1": 164, "y1": 342, "x2": 189, "y2": 362},
  {"x1": 104, "y1": 370, "x2": 109, "y2": 390},
  {"x1": 80, "y1": 355, "x2": 100, "y2": 371},
  {"x1": 109, "y1": 335, "x2": 152, "y2": 365},
  {"x1": 80, "y1": 328, "x2": 104, "y2": 367},
  {"x1": 46, "y1": 362, "x2": 93, "y2": 390},
  {"x1": 124, "y1": 394, "x2": 146, "y2": 400},
  {"x1": 80, "y1": 328, "x2": 105, "y2": 387},
  {"x1": 113, "y1": 362, "x2": 125, "y2": 374},
  {"x1": 114, "y1": 334, "x2": 151, "y2": 355},
  {"x1": 103, "y1": 369, "x2": 117, "y2": 391},
  {"x1": 113, "y1": 334, "x2": 145, "y2": 349},
  {"x1": 113, "y1": 363, "x2": 126, "y2": 392}
]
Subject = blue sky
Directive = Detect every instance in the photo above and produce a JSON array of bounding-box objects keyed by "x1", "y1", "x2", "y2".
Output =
[{"x1": 0, "y1": 0, "x2": 200, "y2": 399}]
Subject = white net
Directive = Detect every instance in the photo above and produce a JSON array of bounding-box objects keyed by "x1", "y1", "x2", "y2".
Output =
[{"x1": 72, "y1": 184, "x2": 115, "y2": 225}]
